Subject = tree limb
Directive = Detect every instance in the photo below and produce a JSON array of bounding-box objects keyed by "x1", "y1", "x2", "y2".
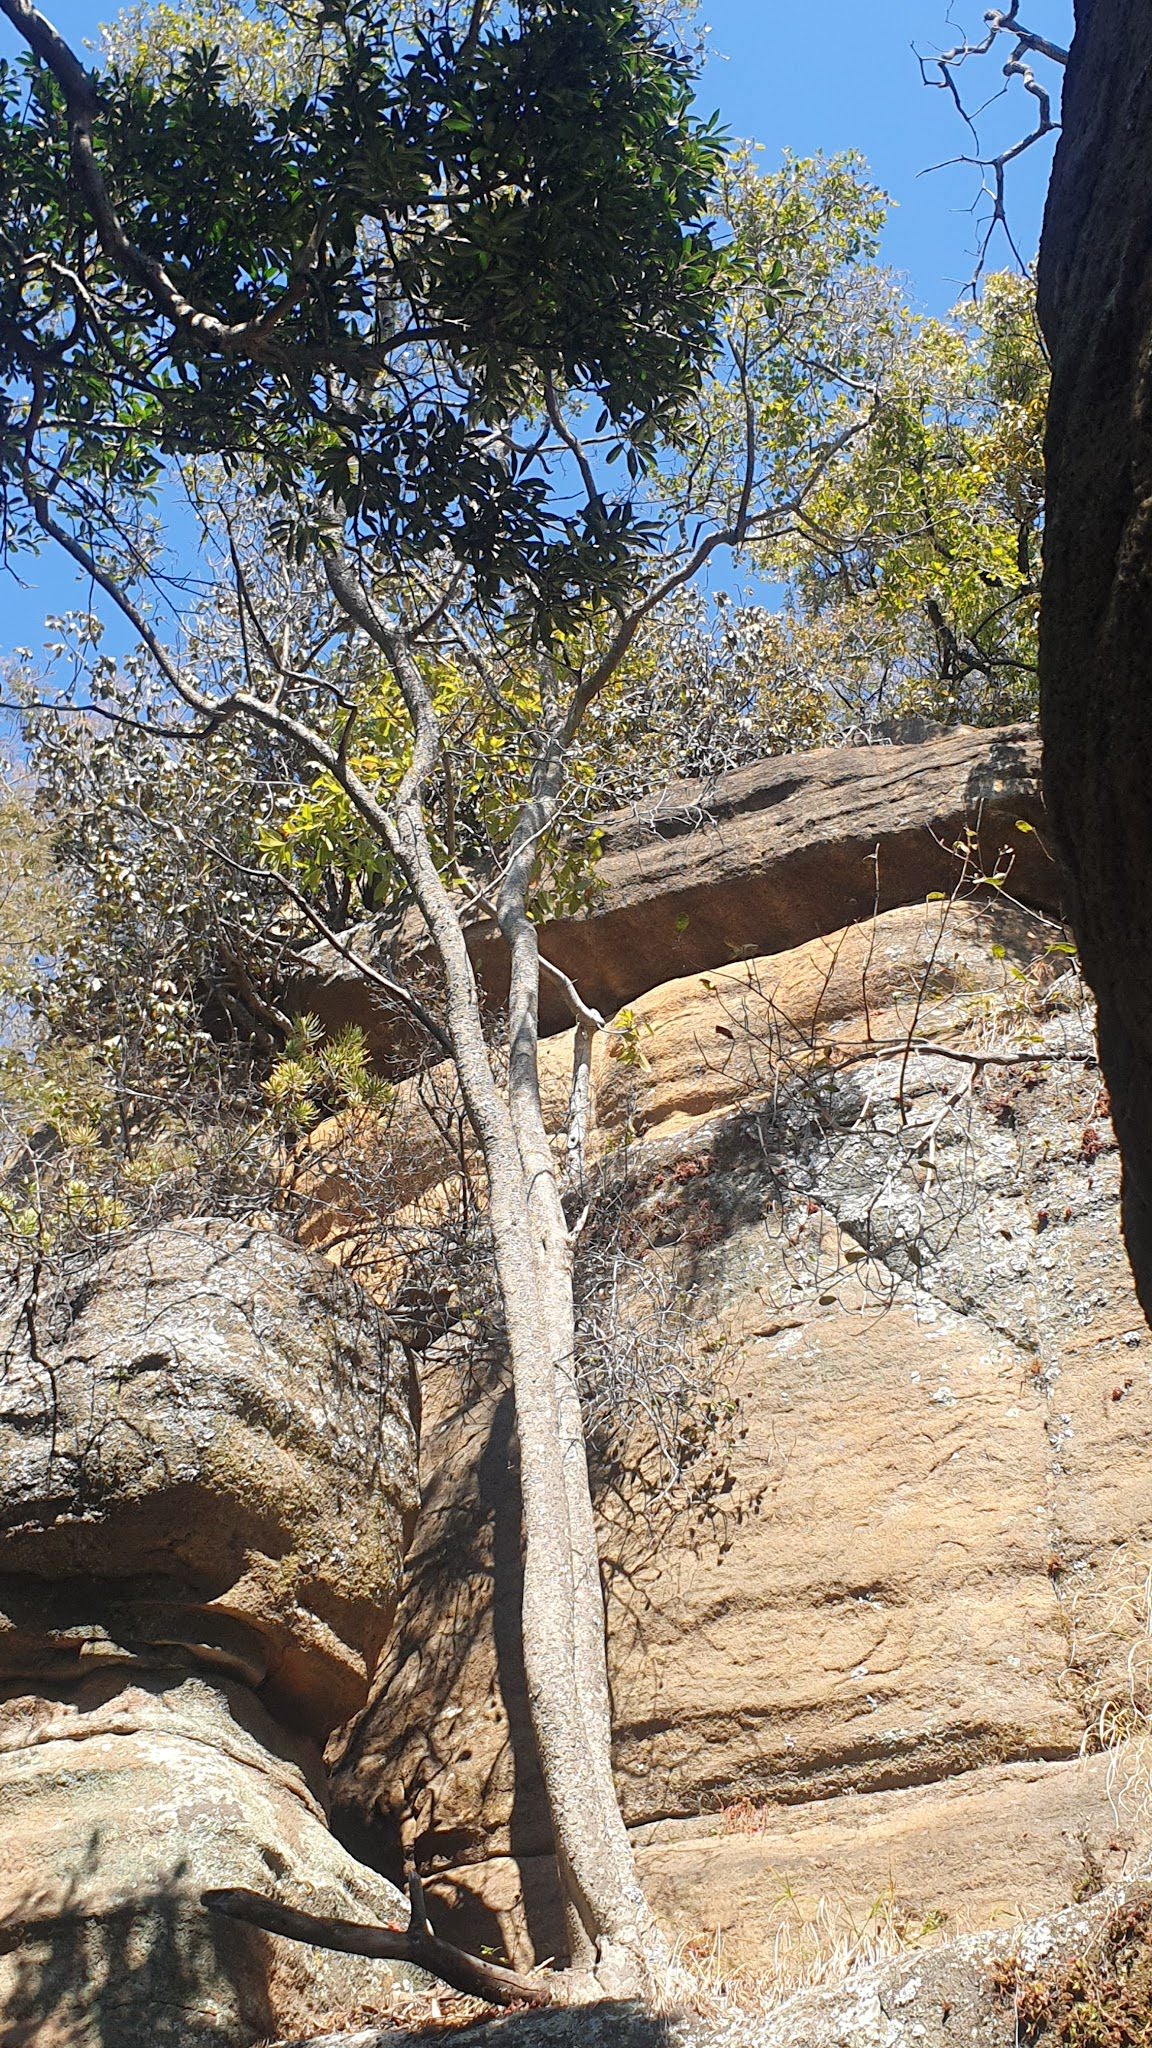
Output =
[
  {"x1": 0, "y1": 0, "x2": 325, "y2": 359},
  {"x1": 202, "y1": 1887, "x2": 554, "y2": 2009},
  {"x1": 917, "y1": 1, "x2": 1067, "y2": 283}
]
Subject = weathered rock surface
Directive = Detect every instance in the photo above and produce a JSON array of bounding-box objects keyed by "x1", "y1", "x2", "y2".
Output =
[
  {"x1": 444, "y1": 1755, "x2": 1130, "y2": 1985},
  {"x1": 277, "y1": 2006, "x2": 683, "y2": 2048},
  {"x1": 297, "y1": 889, "x2": 1064, "y2": 1250},
  {"x1": 274, "y1": 1880, "x2": 1152, "y2": 2048},
  {"x1": 328, "y1": 896, "x2": 1151, "y2": 1970},
  {"x1": 1038, "y1": 1, "x2": 1152, "y2": 1310},
  {"x1": 290, "y1": 724, "x2": 1056, "y2": 1059},
  {"x1": 0, "y1": 1219, "x2": 418, "y2": 1736},
  {"x1": 0, "y1": 1220, "x2": 421, "y2": 2046},
  {"x1": 0, "y1": 1672, "x2": 419, "y2": 2047}
]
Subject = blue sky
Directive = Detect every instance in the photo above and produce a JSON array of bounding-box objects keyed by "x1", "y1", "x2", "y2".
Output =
[
  {"x1": 699, "y1": 1, "x2": 1071, "y2": 313},
  {"x1": 0, "y1": 0, "x2": 1072, "y2": 656}
]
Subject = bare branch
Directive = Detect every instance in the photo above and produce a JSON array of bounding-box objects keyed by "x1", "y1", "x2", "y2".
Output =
[
  {"x1": 544, "y1": 374, "x2": 604, "y2": 520},
  {"x1": 208, "y1": 842, "x2": 453, "y2": 1057},
  {"x1": 917, "y1": 2, "x2": 1067, "y2": 283},
  {"x1": 202, "y1": 1887, "x2": 553, "y2": 2009}
]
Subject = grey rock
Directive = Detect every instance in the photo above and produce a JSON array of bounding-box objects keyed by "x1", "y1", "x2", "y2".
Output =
[
  {"x1": 0, "y1": 1220, "x2": 422, "y2": 2046},
  {"x1": 0, "y1": 1217, "x2": 419, "y2": 1736}
]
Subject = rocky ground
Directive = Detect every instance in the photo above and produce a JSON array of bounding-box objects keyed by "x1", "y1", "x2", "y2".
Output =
[{"x1": 276, "y1": 1881, "x2": 1152, "y2": 2048}]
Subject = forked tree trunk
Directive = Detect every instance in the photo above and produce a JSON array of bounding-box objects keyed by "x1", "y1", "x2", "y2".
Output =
[
  {"x1": 402, "y1": 824, "x2": 663, "y2": 1982},
  {"x1": 315, "y1": 585, "x2": 666, "y2": 1986}
]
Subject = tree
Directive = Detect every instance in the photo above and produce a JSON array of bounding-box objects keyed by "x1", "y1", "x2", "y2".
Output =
[
  {"x1": 0, "y1": 0, "x2": 1040, "y2": 1991},
  {"x1": 0, "y1": 0, "x2": 739, "y2": 1991},
  {"x1": 766, "y1": 267, "x2": 1047, "y2": 729}
]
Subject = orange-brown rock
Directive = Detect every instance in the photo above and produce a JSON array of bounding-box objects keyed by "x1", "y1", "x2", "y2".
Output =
[
  {"x1": 289, "y1": 723, "x2": 1057, "y2": 1062},
  {"x1": 329, "y1": 896, "x2": 1152, "y2": 1969},
  {"x1": 297, "y1": 893, "x2": 1057, "y2": 1252},
  {"x1": 436, "y1": 1754, "x2": 1132, "y2": 1980}
]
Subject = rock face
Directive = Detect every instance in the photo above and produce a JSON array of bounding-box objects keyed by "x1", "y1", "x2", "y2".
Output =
[
  {"x1": 329, "y1": 894, "x2": 1152, "y2": 1974},
  {"x1": 291, "y1": 724, "x2": 1056, "y2": 1059},
  {"x1": 1038, "y1": 1, "x2": 1152, "y2": 1311},
  {"x1": 0, "y1": 1221, "x2": 421, "y2": 2046},
  {"x1": 276, "y1": 1877, "x2": 1152, "y2": 2048}
]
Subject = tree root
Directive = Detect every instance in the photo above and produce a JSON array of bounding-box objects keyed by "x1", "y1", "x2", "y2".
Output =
[{"x1": 202, "y1": 1875, "x2": 555, "y2": 2010}]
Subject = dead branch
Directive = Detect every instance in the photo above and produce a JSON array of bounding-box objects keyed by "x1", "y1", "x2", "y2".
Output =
[
  {"x1": 202, "y1": 1886, "x2": 554, "y2": 2009},
  {"x1": 917, "y1": 1, "x2": 1068, "y2": 282}
]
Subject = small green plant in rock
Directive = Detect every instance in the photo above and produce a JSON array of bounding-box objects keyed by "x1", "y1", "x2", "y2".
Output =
[
  {"x1": 990, "y1": 1896, "x2": 1152, "y2": 2048},
  {"x1": 263, "y1": 1019, "x2": 392, "y2": 1133}
]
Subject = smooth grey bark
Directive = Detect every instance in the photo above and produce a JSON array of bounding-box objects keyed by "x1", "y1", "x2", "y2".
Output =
[{"x1": 322, "y1": 557, "x2": 664, "y2": 1982}]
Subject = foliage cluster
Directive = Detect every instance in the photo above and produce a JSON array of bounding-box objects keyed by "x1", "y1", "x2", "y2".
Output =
[
  {"x1": 775, "y1": 268, "x2": 1046, "y2": 727},
  {"x1": 0, "y1": 200, "x2": 1048, "y2": 1266},
  {"x1": 1, "y1": 0, "x2": 726, "y2": 629}
]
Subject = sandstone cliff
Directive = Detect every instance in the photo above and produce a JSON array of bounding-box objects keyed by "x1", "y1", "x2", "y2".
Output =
[
  {"x1": 7, "y1": 725, "x2": 1151, "y2": 2048},
  {"x1": 315, "y1": 862, "x2": 1152, "y2": 1984},
  {"x1": 289, "y1": 724, "x2": 1055, "y2": 1062}
]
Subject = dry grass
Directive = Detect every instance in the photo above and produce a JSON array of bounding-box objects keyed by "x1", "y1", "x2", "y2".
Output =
[
  {"x1": 1070, "y1": 1543, "x2": 1152, "y2": 1829},
  {"x1": 262, "y1": 1980, "x2": 500, "y2": 2046},
  {"x1": 648, "y1": 1879, "x2": 948, "y2": 2028},
  {"x1": 265, "y1": 1883, "x2": 952, "y2": 2043}
]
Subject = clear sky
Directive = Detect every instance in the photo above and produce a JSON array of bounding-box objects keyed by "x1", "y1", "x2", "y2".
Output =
[
  {"x1": 0, "y1": 0, "x2": 1073, "y2": 657},
  {"x1": 699, "y1": 0, "x2": 1072, "y2": 313}
]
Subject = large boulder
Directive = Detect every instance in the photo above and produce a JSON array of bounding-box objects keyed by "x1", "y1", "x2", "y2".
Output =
[
  {"x1": 289, "y1": 724, "x2": 1057, "y2": 1061},
  {"x1": 1038, "y1": 0, "x2": 1152, "y2": 1312},
  {"x1": 0, "y1": 1671, "x2": 423, "y2": 2048},
  {"x1": 0, "y1": 1220, "x2": 422, "y2": 2046},
  {"x1": 328, "y1": 898, "x2": 1152, "y2": 1971},
  {"x1": 0, "y1": 1218, "x2": 417, "y2": 1737}
]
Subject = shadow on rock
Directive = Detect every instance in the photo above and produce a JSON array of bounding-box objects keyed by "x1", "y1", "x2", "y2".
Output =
[
  {"x1": 0, "y1": 1834, "x2": 264, "y2": 2048},
  {"x1": 282, "y1": 1999, "x2": 683, "y2": 2048}
]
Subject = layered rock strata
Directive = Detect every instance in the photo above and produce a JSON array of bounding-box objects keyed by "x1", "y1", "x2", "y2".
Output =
[
  {"x1": 0, "y1": 1220, "x2": 420, "y2": 2047},
  {"x1": 290, "y1": 723, "x2": 1056, "y2": 1060},
  {"x1": 326, "y1": 896, "x2": 1152, "y2": 1972}
]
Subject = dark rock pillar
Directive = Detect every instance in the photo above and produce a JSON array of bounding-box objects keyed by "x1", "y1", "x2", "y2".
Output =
[{"x1": 1038, "y1": 0, "x2": 1152, "y2": 1309}]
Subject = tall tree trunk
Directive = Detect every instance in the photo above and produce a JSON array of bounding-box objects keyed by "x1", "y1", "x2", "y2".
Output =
[
  {"x1": 498, "y1": 890, "x2": 657, "y2": 1976},
  {"x1": 317, "y1": 587, "x2": 663, "y2": 1982},
  {"x1": 410, "y1": 819, "x2": 662, "y2": 1979}
]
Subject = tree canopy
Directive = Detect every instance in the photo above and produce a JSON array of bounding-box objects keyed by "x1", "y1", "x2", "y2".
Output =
[{"x1": 0, "y1": 0, "x2": 726, "y2": 626}]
